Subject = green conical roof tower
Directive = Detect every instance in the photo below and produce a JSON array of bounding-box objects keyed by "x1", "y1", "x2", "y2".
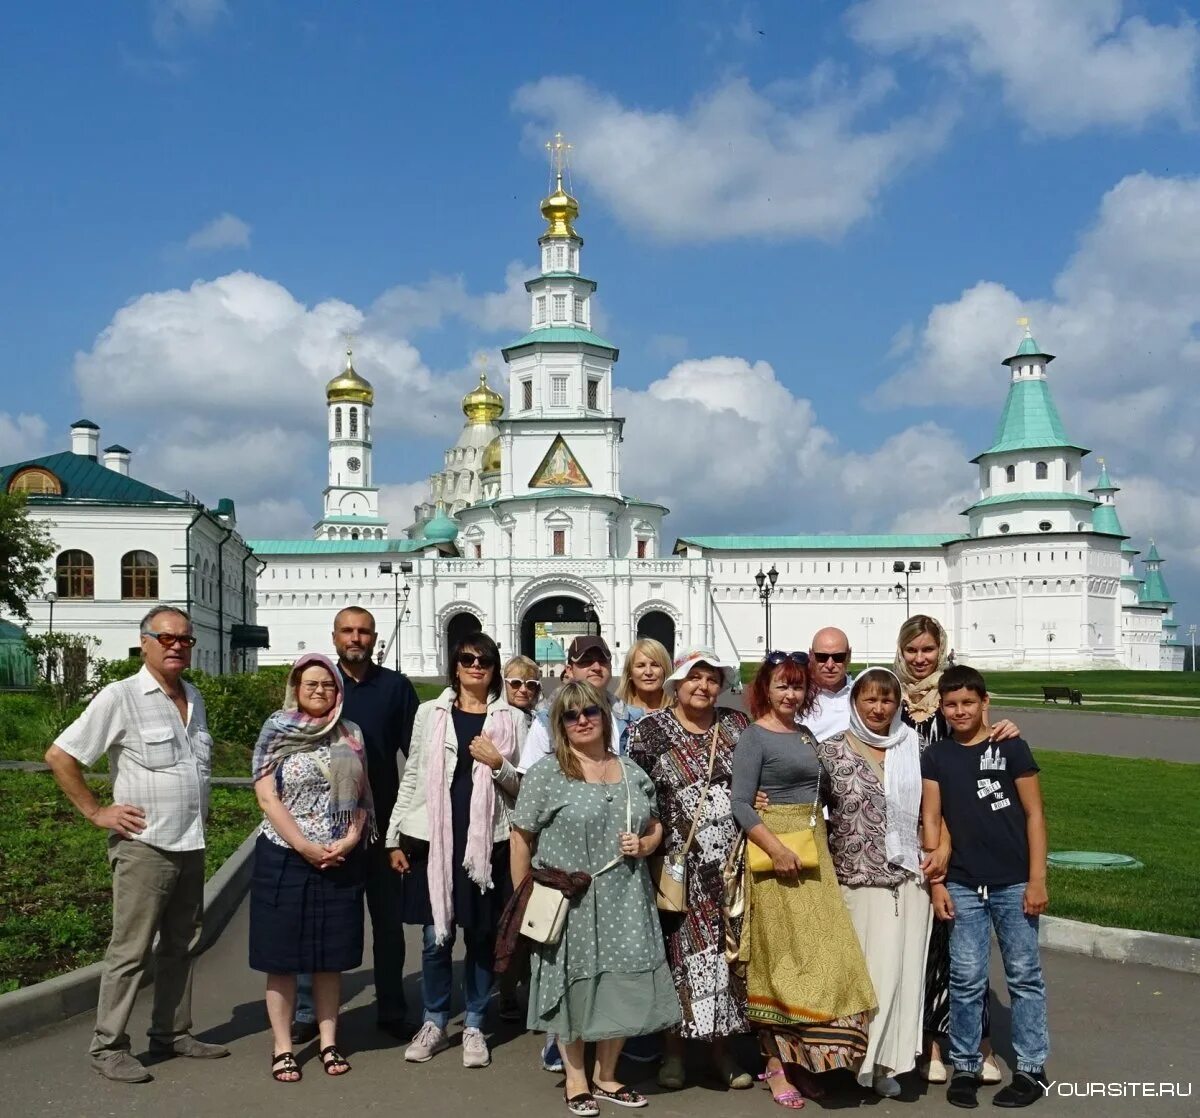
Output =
[
  {"x1": 1139, "y1": 541, "x2": 1175, "y2": 606},
  {"x1": 1089, "y1": 458, "x2": 1126, "y2": 538}
]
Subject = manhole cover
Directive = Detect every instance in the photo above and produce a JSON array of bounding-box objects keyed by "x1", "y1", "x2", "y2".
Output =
[{"x1": 1048, "y1": 851, "x2": 1143, "y2": 870}]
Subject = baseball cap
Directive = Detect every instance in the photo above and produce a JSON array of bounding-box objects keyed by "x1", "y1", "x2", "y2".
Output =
[{"x1": 567, "y1": 635, "x2": 611, "y2": 663}]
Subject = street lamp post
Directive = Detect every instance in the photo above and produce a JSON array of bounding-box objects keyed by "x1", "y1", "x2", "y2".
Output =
[
  {"x1": 44, "y1": 591, "x2": 58, "y2": 684},
  {"x1": 44, "y1": 590, "x2": 57, "y2": 635},
  {"x1": 892, "y1": 560, "x2": 922, "y2": 618},
  {"x1": 860, "y1": 616, "x2": 874, "y2": 666},
  {"x1": 583, "y1": 601, "x2": 598, "y2": 638},
  {"x1": 1188, "y1": 624, "x2": 1197, "y2": 671},
  {"x1": 754, "y1": 564, "x2": 779, "y2": 650},
  {"x1": 378, "y1": 561, "x2": 414, "y2": 672}
]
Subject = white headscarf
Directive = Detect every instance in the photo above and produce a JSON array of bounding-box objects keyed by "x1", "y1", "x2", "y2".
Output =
[{"x1": 848, "y1": 668, "x2": 923, "y2": 878}]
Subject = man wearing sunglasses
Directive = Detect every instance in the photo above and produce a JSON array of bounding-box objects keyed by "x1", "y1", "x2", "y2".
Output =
[
  {"x1": 45, "y1": 606, "x2": 228, "y2": 1082},
  {"x1": 800, "y1": 627, "x2": 856, "y2": 741}
]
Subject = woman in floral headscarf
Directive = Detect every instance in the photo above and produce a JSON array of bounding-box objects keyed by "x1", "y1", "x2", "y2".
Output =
[{"x1": 250, "y1": 652, "x2": 375, "y2": 1083}]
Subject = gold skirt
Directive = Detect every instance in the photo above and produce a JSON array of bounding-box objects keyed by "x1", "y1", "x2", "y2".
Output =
[{"x1": 742, "y1": 804, "x2": 877, "y2": 1072}]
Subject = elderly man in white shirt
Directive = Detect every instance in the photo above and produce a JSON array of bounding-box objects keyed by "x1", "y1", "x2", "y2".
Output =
[
  {"x1": 800, "y1": 626, "x2": 855, "y2": 740},
  {"x1": 45, "y1": 606, "x2": 228, "y2": 1083}
]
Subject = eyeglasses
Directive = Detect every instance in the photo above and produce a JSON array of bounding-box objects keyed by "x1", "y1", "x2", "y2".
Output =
[
  {"x1": 457, "y1": 652, "x2": 496, "y2": 669},
  {"x1": 812, "y1": 651, "x2": 849, "y2": 664},
  {"x1": 505, "y1": 678, "x2": 541, "y2": 692},
  {"x1": 562, "y1": 704, "x2": 603, "y2": 724},
  {"x1": 142, "y1": 631, "x2": 197, "y2": 649},
  {"x1": 765, "y1": 650, "x2": 809, "y2": 667},
  {"x1": 570, "y1": 652, "x2": 611, "y2": 667},
  {"x1": 300, "y1": 682, "x2": 337, "y2": 694}
]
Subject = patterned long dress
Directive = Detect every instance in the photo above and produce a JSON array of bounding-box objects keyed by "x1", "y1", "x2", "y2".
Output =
[{"x1": 628, "y1": 708, "x2": 751, "y2": 1039}]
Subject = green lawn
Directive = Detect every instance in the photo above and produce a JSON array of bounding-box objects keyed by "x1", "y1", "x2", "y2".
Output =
[
  {"x1": 0, "y1": 772, "x2": 260, "y2": 991},
  {"x1": 991, "y1": 697, "x2": 1200, "y2": 718},
  {"x1": 1039, "y1": 752, "x2": 1200, "y2": 938}
]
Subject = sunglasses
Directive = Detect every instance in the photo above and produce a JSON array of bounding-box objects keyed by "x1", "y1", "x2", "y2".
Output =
[
  {"x1": 812, "y1": 651, "x2": 849, "y2": 664},
  {"x1": 505, "y1": 678, "x2": 541, "y2": 692},
  {"x1": 457, "y1": 652, "x2": 496, "y2": 669},
  {"x1": 562, "y1": 704, "x2": 604, "y2": 724},
  {"x1": 143, "y1": 631, "x2": 197, "y2": 648},
  {"x1": 765, "y1": 650, "x2": 809, "y2": 667},
  {"x1": 570, "y1": 652, "x2": 611, "y2": 667}
]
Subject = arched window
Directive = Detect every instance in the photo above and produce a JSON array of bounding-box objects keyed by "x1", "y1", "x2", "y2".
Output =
[
  {"x1": 334, "y1": 407, "x2": 343, "y2": 437},
  {"x1": 349, "y1": 407, "x2": 358, "y2": 437},
  {"x1": 56, "y1": 550, "x2": 94, "y2": 598},
  {"x1": 1035, "y1": 461, "x2": 1048, "y2": 480},
  {"x1": 122, "y1": 551, "x2": 159, "y2": 599},
  {"x1": 8, "y1": 467, "x2": 62, "y2": 496},
  {"x1": 1005, "y1": 465, "x2": 1016, "y2": 483}
]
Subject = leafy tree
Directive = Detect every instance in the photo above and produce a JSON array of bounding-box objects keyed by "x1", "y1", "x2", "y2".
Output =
[
  {"x1": 24, "y1": 631, "x2": 100, "y2": 707},
  {"x1": 0, "y1": 493, "x2": 55, "y2": 620}
]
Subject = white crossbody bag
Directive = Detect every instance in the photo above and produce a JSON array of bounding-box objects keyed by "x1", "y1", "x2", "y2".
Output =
[{"x1": 522, "y1": 760, "x2": 633, "y2": 945}]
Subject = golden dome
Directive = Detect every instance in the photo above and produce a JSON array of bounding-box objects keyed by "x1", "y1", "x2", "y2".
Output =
[
  {"x1": 462, "y1": 369, "x2": 504, "y2": 425},
  {"x1": 325, "y1": 349, "x2": 374, "y2": 406},
  {"x1": 540, "y1": 173, "x2": 580, "y2": 240},
  {"x1": 482, "y1": 435, "x2": 502, "y2": 474}
]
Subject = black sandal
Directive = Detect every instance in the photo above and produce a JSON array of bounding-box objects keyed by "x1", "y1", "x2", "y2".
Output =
[
  {"x1": 271, "y1": 1051, "x2": 301, "y2": 1082},
  {"x1": 319, "y1": 1045, "x2": 351, "y2": 1076}
]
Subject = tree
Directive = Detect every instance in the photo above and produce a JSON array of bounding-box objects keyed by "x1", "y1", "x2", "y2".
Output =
[{"x1": 0, "y1": 492, "x2": 55, "y2": 620}]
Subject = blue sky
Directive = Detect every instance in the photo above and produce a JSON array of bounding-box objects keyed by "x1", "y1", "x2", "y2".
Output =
[{"x1": 1, "y1": 0, "x2": 1196, "y2": 627}]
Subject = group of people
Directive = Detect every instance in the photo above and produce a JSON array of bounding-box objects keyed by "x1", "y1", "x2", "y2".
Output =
[{"x1": 47, "y1": 603, "x2": 1051, "y2": 1112}]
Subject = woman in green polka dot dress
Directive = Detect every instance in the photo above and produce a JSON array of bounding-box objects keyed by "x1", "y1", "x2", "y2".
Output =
[{"x1": 511, "y1": 681, "x2": 681, "y2": 1113}]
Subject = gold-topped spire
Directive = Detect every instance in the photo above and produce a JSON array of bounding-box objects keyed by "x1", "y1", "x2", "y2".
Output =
[
  {"x1": 462, "y1": 356, "x2": 504, "y2": 424},
  {"x1": 325, "y1": 346, "x2": 374, "y2": 406},
  {"x1": 540, "y1": 131, "x2": 580, "y2": 239}
]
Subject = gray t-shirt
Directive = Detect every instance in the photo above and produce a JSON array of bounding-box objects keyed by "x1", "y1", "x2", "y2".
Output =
[{"x1": 731, "y1": 722, "x2": 821, "y2": 832}]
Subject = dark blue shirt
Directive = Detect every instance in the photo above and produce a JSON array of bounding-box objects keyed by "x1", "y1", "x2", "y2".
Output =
[
  {"x1": 921, "y1": 735, "x2": 1040, "y2": 889},
  {"x1": 338, "y1": 663, "x2": 419, "y2": 823}
]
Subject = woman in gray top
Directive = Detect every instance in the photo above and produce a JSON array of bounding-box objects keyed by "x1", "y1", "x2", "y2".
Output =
[{"x1": 732, "y1": 652, "x2": 876, "y2": 1108}]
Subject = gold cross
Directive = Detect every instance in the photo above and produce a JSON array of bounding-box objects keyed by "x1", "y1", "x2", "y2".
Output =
[
  {"x1": 342, "y1": 331, "x2": 357, "y2": 359},
  {"x1": 476, "y1": 351, "x2": 491, "y2": 383},
  {"x1": 546, "y1": 131, "x2": 572, "y2": 180}
]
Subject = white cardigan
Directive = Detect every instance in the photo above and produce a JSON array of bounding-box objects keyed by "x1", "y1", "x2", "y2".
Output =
[{"x1": 385, "y1": 688, "x2": 525, "y2": 848}]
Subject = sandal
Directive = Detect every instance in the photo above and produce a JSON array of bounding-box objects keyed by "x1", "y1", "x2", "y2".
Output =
[
  {"x1": 759, "y1": 1069, "x2": 805, "y2": 1110},
  {"x1": 271, "y1": 1051, "x2": 301, "y2": 1083},
  {"x1": 565, "y1": 1092, "x2": 600, "y2": 1117},
  {"x1": 591, "y1": 1085, "x2": 648, "y2": 1108},
  {"x1": 319, "y1": 1044, "x2": 351, "y2": 1076}
]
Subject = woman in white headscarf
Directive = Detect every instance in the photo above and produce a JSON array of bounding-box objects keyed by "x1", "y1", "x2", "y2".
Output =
[{"x1": 813, "y1": 668, "x2": 932, "y2": 1099}]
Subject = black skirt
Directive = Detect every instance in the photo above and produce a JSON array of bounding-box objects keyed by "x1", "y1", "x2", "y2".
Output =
[{"x1": 249, "y1": 835, "x2": 366, "y2": 974}]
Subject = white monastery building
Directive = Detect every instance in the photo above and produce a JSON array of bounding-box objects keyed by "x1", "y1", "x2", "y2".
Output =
[{"x1": 247, "y1": 152, "x2": 1184, "y2": 676}]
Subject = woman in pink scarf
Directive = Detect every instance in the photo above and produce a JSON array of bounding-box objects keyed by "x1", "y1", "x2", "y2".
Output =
[{"x1": 386, "y1": 631, "x2": 525, "y2": 1070}]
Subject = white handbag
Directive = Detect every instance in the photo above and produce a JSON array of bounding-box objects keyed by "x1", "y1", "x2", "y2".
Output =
[{"x1": 521, "y1": 760, "x2": 632, "y2": 945}]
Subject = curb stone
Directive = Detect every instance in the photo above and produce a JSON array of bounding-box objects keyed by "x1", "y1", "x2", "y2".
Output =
[
  {"x1": 0, "y1": 827, "x2": 259, "y2": 1044},
  {"x1": 1040, "y1": 915, "x2": 1199, "y2": 975}
]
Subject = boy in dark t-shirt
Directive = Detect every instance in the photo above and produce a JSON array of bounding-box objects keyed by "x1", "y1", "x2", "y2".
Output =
[{"x1": 921, "y1": 666, "x2": 1049, "y2": 1109}]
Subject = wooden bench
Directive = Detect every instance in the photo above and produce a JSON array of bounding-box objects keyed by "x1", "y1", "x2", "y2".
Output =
[{"x1": 1042, "y1": 685, "x2": 1083, "y2": 706}]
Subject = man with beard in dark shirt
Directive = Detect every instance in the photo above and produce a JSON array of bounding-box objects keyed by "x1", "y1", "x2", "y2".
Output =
[{"x1": 293, "y1": 607, "x2": 419, "y2": 1042}]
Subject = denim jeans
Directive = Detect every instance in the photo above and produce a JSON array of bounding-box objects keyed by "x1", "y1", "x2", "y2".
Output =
[
  {"x1": 295, "y1": 844, "x2": 407, "y2": 1026},
  {"x1": 946, "y1": 882, "x2": 1049, "y2": 1075},
  {"x1": 421, "y1": 923, "x2": 495, "y2": 1030}
]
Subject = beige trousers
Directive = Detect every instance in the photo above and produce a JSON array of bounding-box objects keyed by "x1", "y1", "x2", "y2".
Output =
[{"x1": 89, "y1": 836, "x2": 205, "y2": 1057}]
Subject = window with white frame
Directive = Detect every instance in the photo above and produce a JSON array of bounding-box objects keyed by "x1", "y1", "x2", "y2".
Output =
[
  {"x1": 535, "y1": 296, "x2": 547, "y2": 324},
  {"x1": 569, "y1": 247, "x2": 577, "y2": 271},
  {"x1": 574, "y1": 295, "x2": 586, "y2": 323},
  {"x1": 587, "y1": 378, "x2": 600, "y2": 409},
  {"x1": 552, "y1": 293, "x2": 567, "y2": 321},
  {"x1": 552, "y1": 529, "x2": 566, "y2": 556},
  {"x1": 554, "y1": 244, "x2": 565, "y2": 269},
  {"x1": 1035, "y1": 461, "x2": 1049, "y2": 480},
  {"x1": 522, "y1": 379, "x2": 533, "y2": 410},
  {"x1": 551, "y1": 375, "x2": 568, "y2": 407}
]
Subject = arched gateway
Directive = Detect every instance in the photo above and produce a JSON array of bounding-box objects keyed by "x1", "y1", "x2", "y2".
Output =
[{"x1": 520, "y1": 594, "x2": 594, "y2": 661}]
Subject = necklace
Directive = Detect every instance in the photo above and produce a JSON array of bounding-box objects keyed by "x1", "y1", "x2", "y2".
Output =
[{"x1": 575, "y1": 751, "x2": 617, "y2": 799}]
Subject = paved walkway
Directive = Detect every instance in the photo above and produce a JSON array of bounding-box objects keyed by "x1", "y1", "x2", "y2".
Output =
[{"x1": 1, "y1": 900, "x2": 1196, "y2": 1118}]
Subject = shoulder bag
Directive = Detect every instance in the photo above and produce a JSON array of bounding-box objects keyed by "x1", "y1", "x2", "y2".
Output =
[
  {"x1": 650, "y1": 723, "x2": 720, "y2": 913},
  {"x1": 521, "y1": 759, "x2": 632, "y2": 945}
]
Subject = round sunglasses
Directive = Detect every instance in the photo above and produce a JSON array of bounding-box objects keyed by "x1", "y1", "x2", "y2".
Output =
[{"x1": 562, "y1": 704, "x2": 603, "y2": 724}]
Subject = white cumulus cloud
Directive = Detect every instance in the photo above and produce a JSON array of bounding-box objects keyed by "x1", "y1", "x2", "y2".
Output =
[
  {"x1": 0, "y1": 413, "x2": 51, "y2": 463},
  {"x1": 185, "y1": 212, "x2": 252, "y2": 252},
  {"x1": 848, "y1": 0, "x2": 1200, "y2": 135},
  {"x1": 513, "y1": 73, "x2": 954, "y2": 242}
]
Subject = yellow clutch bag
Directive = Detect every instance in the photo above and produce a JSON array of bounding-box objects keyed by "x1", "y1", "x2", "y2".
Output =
[{"x1": 746, "y1": 829, "x2": 818, "y2": 874}]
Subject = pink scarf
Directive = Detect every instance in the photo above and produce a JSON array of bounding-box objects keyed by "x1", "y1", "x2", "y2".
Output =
[{"x1": 425, "y1": 699, "x2": 517, "y2": 944}]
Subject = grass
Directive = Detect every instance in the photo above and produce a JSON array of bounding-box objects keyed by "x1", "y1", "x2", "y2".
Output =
[
  {"x1": 0, "y1": 772, "x2": 260, "y2": 992},
  {"x1": 1039, "y1": 751, "x2": 1200, "y2": 938},
  {"x1": 991, "y1": 697, "x2": 1200, "y2": 718}
]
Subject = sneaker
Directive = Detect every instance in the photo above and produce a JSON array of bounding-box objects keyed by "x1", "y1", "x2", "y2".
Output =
[
  {"x1": 90, "y1": 1051, "x2": 152, "y2": 1084},
  {"x1": 462, "y1": 1027, "x2": 491, "y2": 1068},
  {"x1": 993, "y1": 1071, "x2": 1048, "y2": 1108},
  {"x1": 948, "y1": 1071, "x2": 981, "y2": 1109},
  {"x1": 873, "y1": 1075, "x2": 902, "y2": 1098},
  {"x1": 542, "y1": 1037, "x2": 564, "y2": 1073},
  {"x1": 405, "y1": 1021, "x2": 449, "y2": 1063}
]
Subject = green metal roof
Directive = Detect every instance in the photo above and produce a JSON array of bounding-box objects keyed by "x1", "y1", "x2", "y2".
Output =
[
  {"x1": 502, "y1": 326, "x2": 618, "y2": 356},
  {"x1": 525, "y1": 273, "x2": 597, "y2": 292},
  {"x1": 246, "y1": 538, "x2": 428, "y2": 555},
  {"x1": 1090, "y1": 463, "x2": 1116, "y2": 492},
  {"x1": 0, "y1": 451, "x2": 190, "y2": 507},
  {"x1": 1091, "y1": 504, "x2": 1126, "y2": 537},
  {"x1": 674, "y1": 533, "x2": 965, "y2": 552},
  {"x1": 1145, "y1": 541, "x2": 1163, "y2": 562},
  {"x1": 963, "y1": 491, "x2": 1097, "y2": 513},
  {"x1": 536, "y1": 636, "x2": 566, "y2": 662},
  {"x1": 1013, "y1": 334, "x2": 1048, "y2": 357},
  {"x1": 470, "y1": 490, "x2": 669, "y2": 513},
  {"x1": 972, "y1": 379, "x2": 1087, "y2": 460},
  {"x1": 1121, "y1": 540, "x2": 1140, "y2": 554},
  {"x1": 1140, "y1": 545, "x2": 1175, "y2": 605}
]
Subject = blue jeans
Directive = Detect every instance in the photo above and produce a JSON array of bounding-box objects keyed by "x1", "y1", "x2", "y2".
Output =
[
  {"x1": 946, "y1": 882, "x2": 1049, "y2": 1075},
  {"x1": 421, "y1": 923, "x2": 494, "y2": 1030},
  {"x1": 295, "y1": 845, "x2": 407, "y2": 1025}
]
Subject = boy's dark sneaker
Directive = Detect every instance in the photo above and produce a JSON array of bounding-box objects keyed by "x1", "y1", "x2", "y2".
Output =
[
  {"x1": 948, "y1": 1071, "x2": 981, "y2": 1109},
  {"x1": 993, "y1": 1071, "x2": 1048, "y2": 1108}
]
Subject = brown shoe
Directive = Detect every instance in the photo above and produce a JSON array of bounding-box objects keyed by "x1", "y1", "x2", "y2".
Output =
[{"x1": 91, "y1": 1051, "x2": 152, "y2": 1083}]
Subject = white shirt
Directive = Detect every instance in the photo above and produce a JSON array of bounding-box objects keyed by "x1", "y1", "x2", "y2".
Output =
[
  {"x1": 55, "y1": 666, "x2": 212, "y2": 852},
  {"x1": 800, "y1": 675, "x2": 855, "y2": 743}
]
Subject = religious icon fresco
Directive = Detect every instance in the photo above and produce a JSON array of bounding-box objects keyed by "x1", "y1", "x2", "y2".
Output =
[{"x1": 530, "y1": 434, "x2": 590, "y2": 488}]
